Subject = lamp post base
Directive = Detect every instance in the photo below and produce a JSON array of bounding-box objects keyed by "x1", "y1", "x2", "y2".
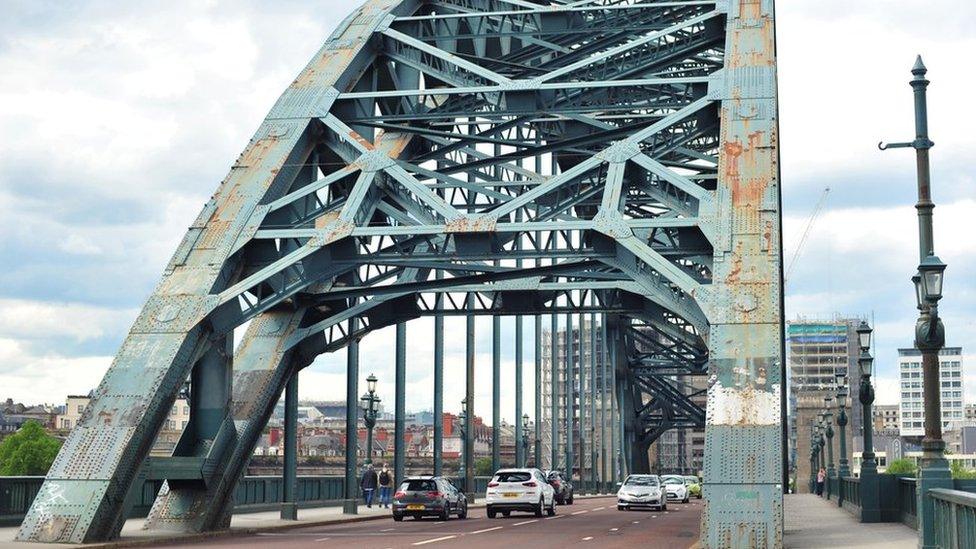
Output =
[
  {"x1": 342, "y1": 499, "x2": 359, "y2": 515},
  {"x1": 859, "y1": 461, "x2": 881, "y2": 523},
  {"x1": 280, "y1": 502, "x2": 298, "y2": 521},
  {"x1": 917, "y1": 454, "x2": 952, "y2": 548}
]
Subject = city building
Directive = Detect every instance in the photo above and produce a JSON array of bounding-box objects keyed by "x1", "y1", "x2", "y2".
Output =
[
  {"x1": 873, "y1": 404, "x2": 900, "y2": 432},
  {"x1": 787, "y1": 316, "x2": 864, "y2": 493},
  {"x1": 541, "y1": 317, "x2": 612, "y2": 477},
  {"x1": 897, "y1": 347, "x2": 964, "y2": 437}
]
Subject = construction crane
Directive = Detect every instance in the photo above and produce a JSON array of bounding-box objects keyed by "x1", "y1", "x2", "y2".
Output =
[{"x1": 785, "y1": 187, "x2": 830, "y2": 286}]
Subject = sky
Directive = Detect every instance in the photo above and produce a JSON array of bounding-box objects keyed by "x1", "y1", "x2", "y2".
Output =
[{"x1": 0, "y1": 1, "x2": 973, "y2": 425}]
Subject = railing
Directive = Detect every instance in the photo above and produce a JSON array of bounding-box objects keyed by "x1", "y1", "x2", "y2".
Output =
[
  {"x1": 0, "y1": 474, "x2": 495, "y2": 525},
  {"x1": 898, "y1": 478, "x2": 917, "y2": 529},
  {"x1": 931, "y1": 488, "x2": 976, "y2": 549},
  {"x1": 841, "y1": 476, "x2": 860, "y2": 513}
]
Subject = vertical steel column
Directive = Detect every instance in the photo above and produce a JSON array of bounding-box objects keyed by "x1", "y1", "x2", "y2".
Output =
[
  {"x1": 492, "y1": 314, "x2": 501, "y2": 472},
  {"x1": 601, "y1": 316, "x2": 608, "y2": 491},
  {"x1": 465, "y1": 303, "x2": 475, "y2": 499},
  {"x1": 281, "y1": 372, "x2": 298, "y2": 520},
  {"x1": 534, "y1": 313, "x2": 542, "y2": 468},
  {"x1": 590, "y1": 308, "x2": 598, "y2": 492},
  {"x1": 394, "y1": 323, "x2": 406, "y2": 484},
  {"x1": 343, "y1": 317, "x2": 360, "y2": 514},
  {"x1": 551, "y1": 312, "x2": 559, "y2": 470},
  {"x1": 577, "y1": 310, "x2": 586, "y2": 493},
  {"x1": 515, "y1": 315, "x2": 524, "y2": 468},
  {"x1": 701, "y1": 1, "x2": 784, "y2": 545},
  {"x1": 565, "y1": 313, "x2": 574, "y2": 480},
  {"x1": 433, "y1": 282, "x2": 444, "y2": 476},
  {"x1": 608, "y1": 318, "x2": 618, "y2": 484}
]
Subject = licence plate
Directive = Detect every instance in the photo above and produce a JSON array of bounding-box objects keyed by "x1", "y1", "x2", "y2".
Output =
[
  {"x1": 407, "y1": 504, "x2": 425, "y2": 510},
  {"x1": 503, "y1": 492, "x2": 519, "y2": 498}
]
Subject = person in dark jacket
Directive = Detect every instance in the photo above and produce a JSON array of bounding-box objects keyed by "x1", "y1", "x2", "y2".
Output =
[
  {"x1": 378, "y1": 464, "x2": 393, "y2": 508},
  {"x1": 360, "y1": 464, "x2": 378, "y2": 508}
]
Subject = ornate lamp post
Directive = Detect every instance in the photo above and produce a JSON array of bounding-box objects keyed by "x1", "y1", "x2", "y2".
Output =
[
  {"x1": 521, "y1": 414, "x2": 531, "y2": 467},
  {"x1": 360, "y1": 373, "x2": 380, "y2": 467},
  {"x1": 880, "y1": 57, "x2": 952, "y2": 544},
  {"x1": 809, "y1": 426, "x2": 820, "y2": 493},
  {"x1": 856, "y1": 321, "x2": 881, "y2": 521},
  {"x1": 836, "y1": 372, "x2": 850, "y2": 480},
  {"x1": 823, "y1": 401, "x2": 835, "y2": 499}
]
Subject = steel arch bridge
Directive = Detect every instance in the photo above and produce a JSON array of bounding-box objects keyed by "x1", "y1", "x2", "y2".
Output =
[{"x1": 18, "y1": 1, "x2": 783, "y2": 547}]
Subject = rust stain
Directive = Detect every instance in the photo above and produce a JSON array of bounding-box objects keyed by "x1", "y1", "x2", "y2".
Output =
[
  {"x1": 726, "y1": 252, "x2": 742, "y2": 285},
  {"x1": 349, "y1": 129, "x2": 375, "y2": 151}
]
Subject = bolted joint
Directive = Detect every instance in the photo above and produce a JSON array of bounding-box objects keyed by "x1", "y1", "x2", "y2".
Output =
[{"x1": 914, "y1": 313, "x2": 945, "y2": 351}]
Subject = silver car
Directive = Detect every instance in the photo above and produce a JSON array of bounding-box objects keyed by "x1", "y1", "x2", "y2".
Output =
[{"x1": 616, "y1": 474, "x2": 666, "y2": 511}]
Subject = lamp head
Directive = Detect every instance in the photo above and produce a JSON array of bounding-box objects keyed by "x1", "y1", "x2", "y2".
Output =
[
  {"x1": 856, "y1": 321, "x2": 872, "y2": 352},
  {"x1": 918, "y1": 255, "x2": 947, "y2": 303},
  {"x1": 366, "y1": 373, "x2": 377, "y2": 394}
]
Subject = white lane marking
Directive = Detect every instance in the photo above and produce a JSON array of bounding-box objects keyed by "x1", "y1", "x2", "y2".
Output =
[
  {"x1": 545, "y1": 514, "x2": 565, "y2": 520},
  {"x1": 610, "y1": 527, "x2": 619, "y2": 531},
  {"x1": 632, "y1": 520, "x2": 640, "y2": 524},
  {"x1": 412, "y1": 535, "x2": 457, "y2": 546},
  {"x1": 571, "y1": 510, "x2": 589, "y2": 515},
  {"x1": 652, "y1": 515, "x2": 657, "y2": 518},
  {"x1": 469, "y1": 526, "x2": 503, "y2": 534},
  {"x1": 513, "y1": 519, "x2": 538, "y2": 526},
  {"x1": 314, "y1": 538, "x2": 330, "y2": 542},
  {"x1": 582, "y1": 536, "x2": 594, "y2": 541},
  {"x1": 592, "y1": 506, "x2": 605, "y2": 511},
  {"x1": 381, "y1": 528, "x2": 395, "y2": 532}
]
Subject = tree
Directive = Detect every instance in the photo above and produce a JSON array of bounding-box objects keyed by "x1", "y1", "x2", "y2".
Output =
[
  {"x1": 885, "y1": 458, "x2": 917, "y2": 477},
  {"x1": 0, "y1": 421, "x2": 62, "y2": 476},
  {"x1": 950, "y1": 460, "x2": 976, "y2": 479},
  {"x1": 474, "y1": 457, "x2": 494, "y2": 476}
]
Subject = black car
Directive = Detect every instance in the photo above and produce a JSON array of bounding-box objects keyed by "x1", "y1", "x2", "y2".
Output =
[
  {"x1": 392, "y1": 476, "x2": 468, "y2": 521},
  {"x1": 545, "y1": 470, "x2": 574, "y2": 505}
]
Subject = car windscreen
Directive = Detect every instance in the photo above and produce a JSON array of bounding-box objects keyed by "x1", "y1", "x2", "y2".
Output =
[
  {"x1": 685, "y1": 477, "x2": 698, "y2": 484},
  {"x1": 495, "y1": 472, "x2": 531, "y2": 483},
  {"x1": 401, "y1": 479, "x2": 437, "y2": 492},
  {"x1": 624, "y1": 476, "x2": 658, "y2": 486},
  {"x1": 662, "y1": 478, "x2": 684, "y2": 485}
]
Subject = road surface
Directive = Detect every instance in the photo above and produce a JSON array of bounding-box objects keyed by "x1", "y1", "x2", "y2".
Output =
[{"x1": 158, "y1": 496, "x2": 702, "y2": 549}]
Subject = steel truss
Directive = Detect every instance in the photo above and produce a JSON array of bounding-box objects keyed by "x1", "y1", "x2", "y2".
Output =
[{"x1": 18, "y1": 1, "x2": 782, "y2": 547}]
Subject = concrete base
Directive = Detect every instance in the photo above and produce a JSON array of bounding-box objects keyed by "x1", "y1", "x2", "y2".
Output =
[
  {"x1": 342, "y1": 498, "x2": 359, "y2": 514},
  {"x1": 279, "y1": 502, "x2": 297, "y2": 520}
]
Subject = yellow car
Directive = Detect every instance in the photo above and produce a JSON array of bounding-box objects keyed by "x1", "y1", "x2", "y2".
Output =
[{"x1": 684, "y1": 476, "x2": 702, "y2": 499}]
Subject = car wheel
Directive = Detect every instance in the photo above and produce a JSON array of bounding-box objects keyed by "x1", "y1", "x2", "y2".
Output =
[
  {"x1": 663, "y1": 503, "x2": 668, "y2": 511},
  {"x1": 617, "y1": 505, "x2": 624, "y2": 511},
  {"x1": 440, "y1": 506, "x2": 450, "y2": 521},
  {"x1": 487, "y1": 507, "x2": 496, "y2": 519},
  {"x1": 535, "y1": 498, "x2": 544, "y2": 517},
  {"x1": 546, "y1": 499, "x2": 556, "y2": 516},
  {"x1": 683, "y1": 495, "x2": 689, "y2": 503},
  {"x1": 459, "y1": 502, "x2": 468, "y2": 519},
  {"x1": 393, "y1": 513, "x2": 403, "y2": 522},
  {"x1": 567, "y1": 492, "x2": 574, "y2": 505}
]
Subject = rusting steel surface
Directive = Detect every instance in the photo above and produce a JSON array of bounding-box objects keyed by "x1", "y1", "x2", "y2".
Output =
[
  {"x1": 700, "y1": 0, "x2": 784, "y2": 547},
  {"x1": 18, "y1": 0, "x2": 783, "y2": 545}
]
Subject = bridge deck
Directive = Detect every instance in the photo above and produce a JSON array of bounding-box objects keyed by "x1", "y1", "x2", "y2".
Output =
[{"x1": 783, "y1": 494, "x2": 915, "y2": 548}]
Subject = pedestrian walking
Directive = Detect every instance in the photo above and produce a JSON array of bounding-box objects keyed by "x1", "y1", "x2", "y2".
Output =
[
  {"x1": 361, "y1": 464, "x2": 378, "y2": 508},
  {"x1": 815, "y1": 467, "x2": 826, "y2": 496},
  {"x1": 378, "y1": 464, "x2": 393, "y2": 508}
]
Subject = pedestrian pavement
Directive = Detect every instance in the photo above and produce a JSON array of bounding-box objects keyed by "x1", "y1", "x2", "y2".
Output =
[{"x1": 783, "y1": 494, "x2": 917, "y2": 548}]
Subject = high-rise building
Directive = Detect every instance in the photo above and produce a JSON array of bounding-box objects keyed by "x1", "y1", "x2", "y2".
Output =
[
  {"x1": 541, "y1": 317, "x2": 611, "y2": 477},
  {"x1": 787, "y1": 317, "x2": 863, "y2": 493},
  {"x1": 897, "y1": 347, "x2": 964, "y2": 436}
]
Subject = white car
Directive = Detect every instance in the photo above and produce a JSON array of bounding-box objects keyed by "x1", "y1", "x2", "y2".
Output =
[
  {"x1": 485, "y1": 468, "x2": 556, "y2": 518},
  {"x1": 617, "y1": 474, "x2": 666, "y2": 511},
  {"x1": 661, "y1": 475, "x2": 689, "y2": 503}
]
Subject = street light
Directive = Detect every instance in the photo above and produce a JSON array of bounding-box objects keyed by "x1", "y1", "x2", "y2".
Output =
[
  {"x1": 823, "y1": 402, "x2": 835, "y2": 499},
  {"x1": 360, "y1": 374, "x2": 380, "y2": 467},
  {"x1": 521, "y1": 414, "x2": 530, "y2": 467},
  {"x1": 458, "y1": 399, "x2": 467, "y2": 480},
  {"x1": 880, "y1": 57, "x2": 952, "y2": 539},
  {"x1": 835, "y1": 372, "x2": 850, "y2": 482},
  {"x1": 855, "y1": 320, "x2": 880, "y2": 521}
]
